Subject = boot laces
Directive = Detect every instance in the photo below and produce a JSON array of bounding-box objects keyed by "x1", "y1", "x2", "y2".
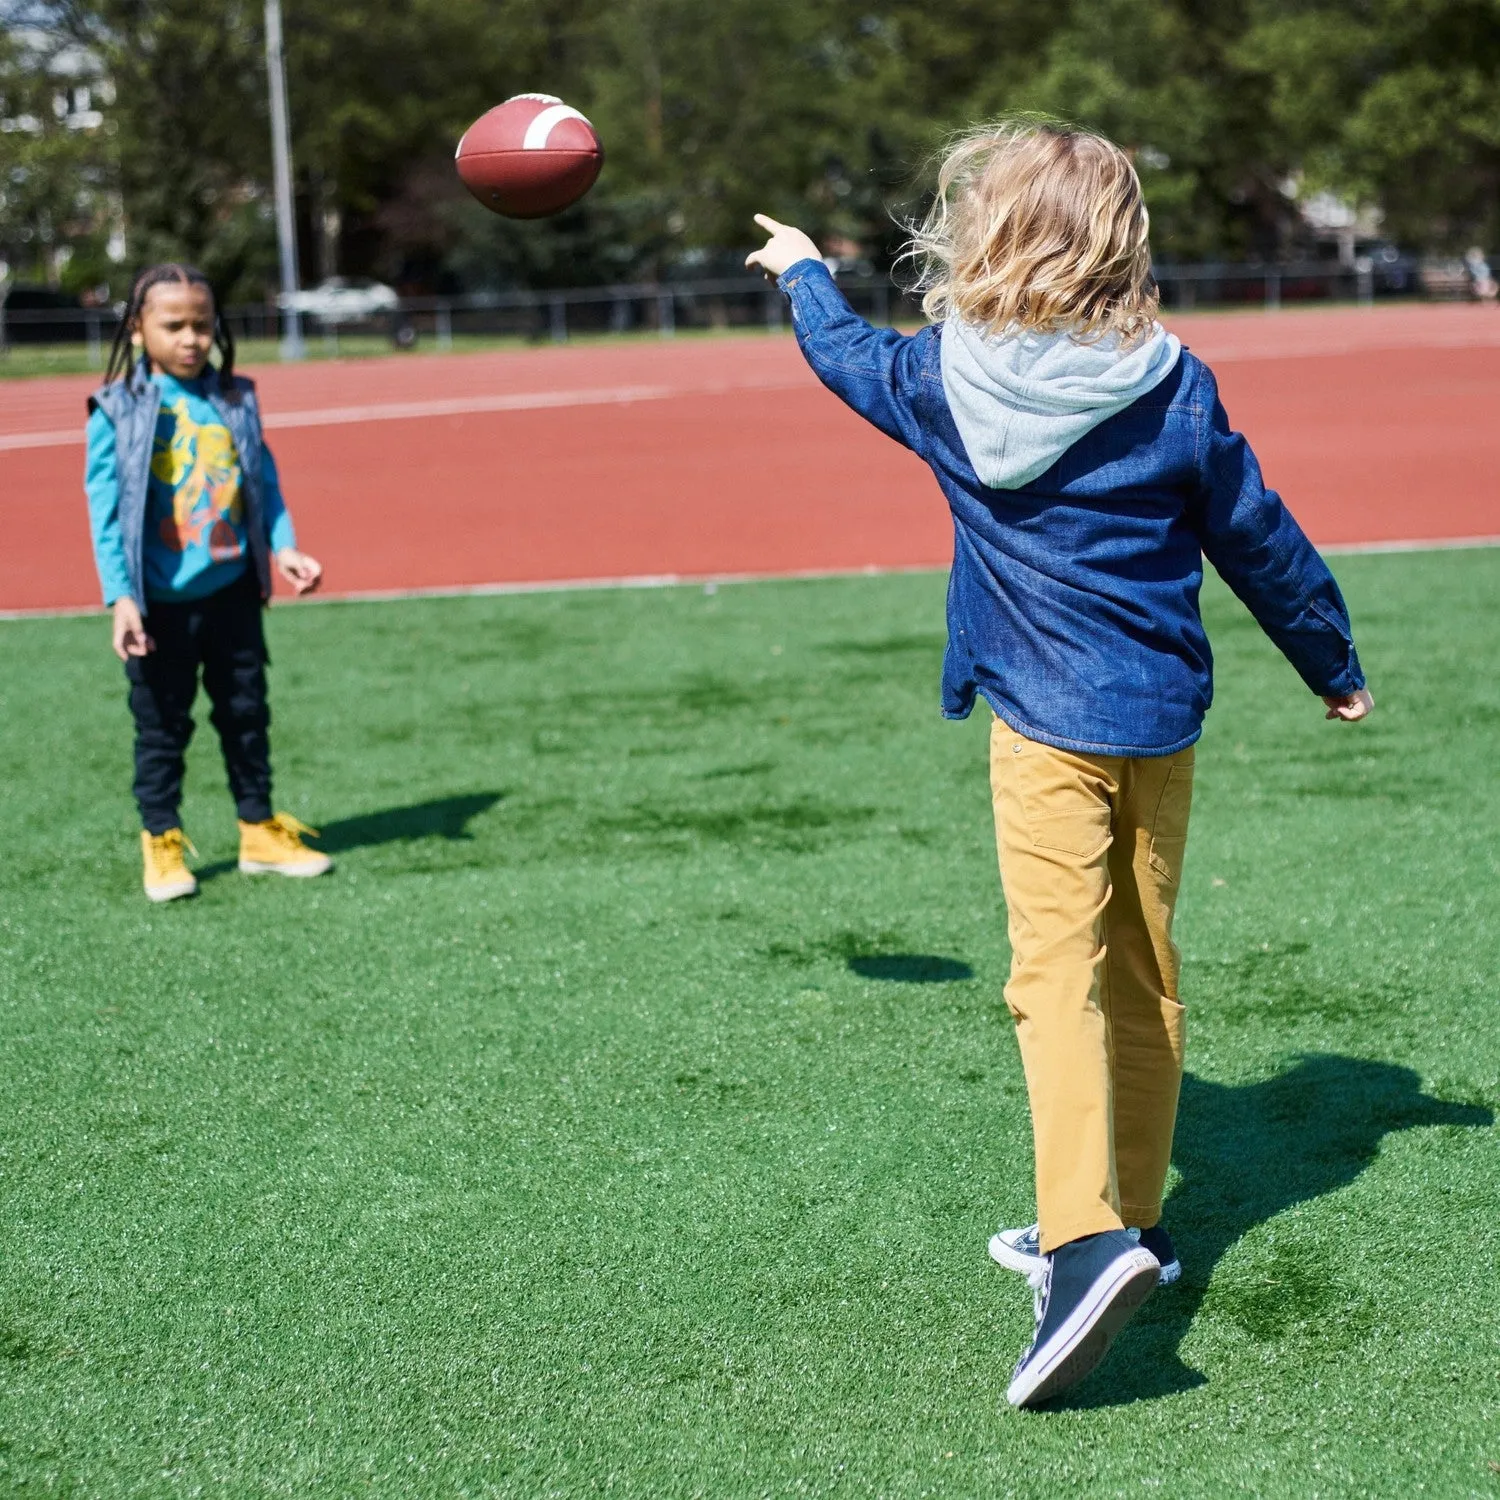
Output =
[
  {"x1": 1027, "y1": 1257, "x2": 1052, "y2": 1325},
  {"x1": 1011, "y1": 1256, "x2": 1054, "y2": 1379},
  {"x1": 148, "y1": 828, "x2": 197, "y2": 868},
  {"x1": 265, "y1": 812, "x2": 320, "y2": 847}
]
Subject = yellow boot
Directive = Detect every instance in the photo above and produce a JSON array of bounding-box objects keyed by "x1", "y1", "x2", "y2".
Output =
[
  {"x1": 141, "y1": 828, "x2": 198, "y2": 902},
  {"x1": 238, "y1": 812, "x2": 332, "y2": 878}
]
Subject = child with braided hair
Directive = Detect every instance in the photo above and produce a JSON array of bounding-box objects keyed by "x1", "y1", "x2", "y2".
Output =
[{"x1": 85, "y1": 263, "x2": 330, "y2": 900}]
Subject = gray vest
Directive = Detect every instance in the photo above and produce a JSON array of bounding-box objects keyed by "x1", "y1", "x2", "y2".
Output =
[{"x1": 89, "y1": 359, "x2": 274, "y2": 609}]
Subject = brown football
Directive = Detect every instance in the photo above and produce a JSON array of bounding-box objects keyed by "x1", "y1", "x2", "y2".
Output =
[{"x1": 455, "y1": 94, "x2": 604, "y2": 219}]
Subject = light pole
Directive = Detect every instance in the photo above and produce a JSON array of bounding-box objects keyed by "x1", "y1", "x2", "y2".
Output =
[{"x1": 264, "y1": 0, "x2": 304, "y2": 360}]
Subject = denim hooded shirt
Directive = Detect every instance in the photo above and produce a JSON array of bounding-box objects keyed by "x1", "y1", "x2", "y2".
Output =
[{"x1": 778, "y1": 260, "x2": 1364, "y2": 757}]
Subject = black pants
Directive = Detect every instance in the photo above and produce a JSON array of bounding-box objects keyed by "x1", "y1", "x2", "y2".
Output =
[{"x1": 126, "y1": 569, "x2": 273, "y2": 834}]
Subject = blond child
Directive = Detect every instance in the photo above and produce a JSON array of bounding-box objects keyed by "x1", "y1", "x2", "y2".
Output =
[{"x1": 749, "y1": 122, "x2": 1371, "y2": 1407}]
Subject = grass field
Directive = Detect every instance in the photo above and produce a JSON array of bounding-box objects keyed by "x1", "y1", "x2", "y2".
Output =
[
  {"x1": 0, "y1": 334, "x2": 566, "y2": 380},
  {"x1": 0, "y1": 325, "x2": 788, "y2": 380},
  {"x1": 2, "y1": 550, "x2": 1498, "y2": 1497}
]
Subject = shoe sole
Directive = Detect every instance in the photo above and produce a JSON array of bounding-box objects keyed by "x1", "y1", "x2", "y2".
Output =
[
  {"x1": 238, "y1": 859, "x2": 331, "y2": 877},
  {"x1": 144, "y1": 881, "x2": 198, "y2": 902},
  {"x1": 1006, "y1": 1249, "x2": 1159, "y2": 1409},
  {"x1": 990, "y1": 1233, "x2": 1181, "y2": 1287}
]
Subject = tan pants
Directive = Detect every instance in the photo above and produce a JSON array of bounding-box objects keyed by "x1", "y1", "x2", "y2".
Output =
[{"x1": 989, "y1": 717, "x2": 1194, "y2": 1253}]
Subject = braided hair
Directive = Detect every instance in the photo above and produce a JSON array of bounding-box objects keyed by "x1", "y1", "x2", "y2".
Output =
[{"x1": 103, "y1": 263, "x2": 236, "y2": 385}]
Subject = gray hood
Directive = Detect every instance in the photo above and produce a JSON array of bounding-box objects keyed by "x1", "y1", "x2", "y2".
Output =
[{"x1": 940, "y1": 316, "x2": 1182, "y2": 489}]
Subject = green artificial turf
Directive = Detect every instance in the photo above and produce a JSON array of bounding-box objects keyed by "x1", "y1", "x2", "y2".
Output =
[{"x1": 1, "y1": 550, "x2": 1497, "y2": 1497}]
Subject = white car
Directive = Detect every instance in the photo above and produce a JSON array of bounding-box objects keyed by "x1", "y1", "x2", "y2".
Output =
[{"x1": 277, "y1": 277, "x2": 400, "y2": 323}]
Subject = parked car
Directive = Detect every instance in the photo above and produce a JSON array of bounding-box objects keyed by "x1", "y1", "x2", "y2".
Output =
[
  {"x1": 277, "y1": 277, "x2": 400, "y2": 323},
  {"x1": 1353, "y1": 240, "x2": 1419, "y2": 295}
]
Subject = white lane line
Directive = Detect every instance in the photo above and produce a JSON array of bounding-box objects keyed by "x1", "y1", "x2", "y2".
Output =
[
  {"x1": 0, "y1": 374, "x2": 811, "y2": 453},
  {"x1": 1321, "y1": 533, "x2": 1500, "y2": 554},
  {"x1": 3, "y1": 537, "x2": 1495, "y2": 621},
  {"x1": 267, "y1": 383, "x2": 671, "y2": 430},
  {"x1": 1184, "y1": 335, "x2": 1500, "y2": 362},
  {"x1": 0, "y1": 564, "x2": 925, "y2": 620}
]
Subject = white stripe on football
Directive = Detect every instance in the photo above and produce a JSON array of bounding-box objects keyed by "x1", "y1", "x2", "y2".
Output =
[{"x1": 522, "y1": 103, "x2": 593, "y2": 150}]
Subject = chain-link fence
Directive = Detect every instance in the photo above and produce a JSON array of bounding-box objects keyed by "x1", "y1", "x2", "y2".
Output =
[{"x1": 0, "y1": 255, "x2": 1466, "y2": 363}]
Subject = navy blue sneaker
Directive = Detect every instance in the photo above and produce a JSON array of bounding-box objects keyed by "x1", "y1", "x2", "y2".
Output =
[
  {"x1": 990, "y1": 1221, "x2": 1181, "y2": 1286},
  {"x1": 1006, "y1": 1229, "x2": 1159, "y2": 1408},
  {"x1": 1135, "y1": 1224, "x2": 1181, "y2": 1285}
]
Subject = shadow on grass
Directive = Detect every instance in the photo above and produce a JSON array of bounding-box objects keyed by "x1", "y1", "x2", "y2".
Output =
[
  {"x1": 847, "y1": 954, "x2": 974, "y2": 983},
  {"x1": 196, "y1": 792, "x2": 503, "y2": 881},
  {"x1": 314, "y1": 792, "x2": 503, "y2": 852},
  {"x1": 1055, "y1": 1054, "x2": 1492, "y2": 1409}
]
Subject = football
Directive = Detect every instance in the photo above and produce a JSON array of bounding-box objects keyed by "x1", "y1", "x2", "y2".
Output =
[{"x1": 454, "y1": 93, "x2": 604, "y2": 219}]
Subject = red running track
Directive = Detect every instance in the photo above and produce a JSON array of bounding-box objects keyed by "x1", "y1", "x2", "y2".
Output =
[{"x1": 2, "y1": 302, "x2": 1498, "y2": 613}]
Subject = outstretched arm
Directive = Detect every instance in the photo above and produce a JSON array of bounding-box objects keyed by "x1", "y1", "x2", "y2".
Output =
[{"x1": 747, "y1": 214, "x2": 929, "y2": 455}]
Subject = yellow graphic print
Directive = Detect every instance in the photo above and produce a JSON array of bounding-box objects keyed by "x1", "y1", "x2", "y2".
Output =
[{"x1": 150, "y1": 396, "x2": 244, "y2": 561}]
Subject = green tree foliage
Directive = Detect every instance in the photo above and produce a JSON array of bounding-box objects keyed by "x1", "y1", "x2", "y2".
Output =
[
  {"x1": 23, "y1": 0, "x2": 278, "y2": 298},
  {"x1": 1241, "y1": 0, "x2": 1500, "y2": 251},
  {"x1": 6, "y1": 0, "x2": 1499, "y2": 296},
  {"x1": 0, "y1": 27, "x2": 118, "y2": 290},
  {"x1": 1006, "y1": 0, "x2": 1288, "y2": 260}
]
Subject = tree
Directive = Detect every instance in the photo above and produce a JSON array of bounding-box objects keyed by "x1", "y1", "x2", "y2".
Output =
[
  {"x1": 30, "y1": 0, "x2": 279, "y2": 299},
  {"x1": 987, "y1": 0, "x2": 1294, "y2": 261},
  {"x1": 1243, "y1": 0, "x2": 1500, "y2": 251},
  {"x1": 10, "y1": 0, "x2": 1499, "y2": 299},
  {"x1": 0, "y1": 27, "x2": 120, "y2": 291}
]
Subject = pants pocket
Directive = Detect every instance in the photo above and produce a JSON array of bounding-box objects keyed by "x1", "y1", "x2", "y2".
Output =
[
  {"x1": 1146, "y1": 757, "x2": 1194, "y2": 882},
  {"x1": 999, "y1": 728, "x2": 1114, "y2": 861}
]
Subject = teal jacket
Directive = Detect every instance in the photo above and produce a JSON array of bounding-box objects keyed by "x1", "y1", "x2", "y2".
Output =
[{"x1": 85, "y1": 359, "x2": 294, "y2": 608}]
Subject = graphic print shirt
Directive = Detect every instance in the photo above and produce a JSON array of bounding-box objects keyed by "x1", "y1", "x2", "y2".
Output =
[{"x1": 85, "y1": 371, "x2": 296, "y2": 604}]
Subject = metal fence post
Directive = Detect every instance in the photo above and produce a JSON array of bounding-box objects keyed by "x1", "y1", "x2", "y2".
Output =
[
  {"x1": 86, "y1": 311, "x2": 102, "y2": 367},
  {"x1": 1265, "y1": 270, "x2": 1281, "y2": 311},
  {"x1": 657, "y1": 289, "x2": 675, "y2": 338},
  {"x1": 436, "y1": 301, "x2": 453, "y2": 351},
  {"x1": 1356, "y1": 263, "x2": 1374, "y2": 306},
  {"x1": 549, "y1": 296, "x2": 567, "y2": 342}
]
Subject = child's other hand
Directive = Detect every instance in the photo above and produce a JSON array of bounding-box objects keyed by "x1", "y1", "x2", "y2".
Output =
[
  {"x1": 111, "y1": 597, "x2": 153, "y2": 661},
  {"x1": 745, "y1": 215, "x2": 823, "y2": 280},
  {"x1": 277, "y1": 548, "x2": 323, "y2": 595},
  {"x1": 1323, "y1": 687, "x2": 1373, "y2": 721}
]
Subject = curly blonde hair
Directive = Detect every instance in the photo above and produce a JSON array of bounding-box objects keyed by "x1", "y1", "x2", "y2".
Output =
[{"x1": 905, "y1": 119, "x2": 1159, "y2": 345}]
